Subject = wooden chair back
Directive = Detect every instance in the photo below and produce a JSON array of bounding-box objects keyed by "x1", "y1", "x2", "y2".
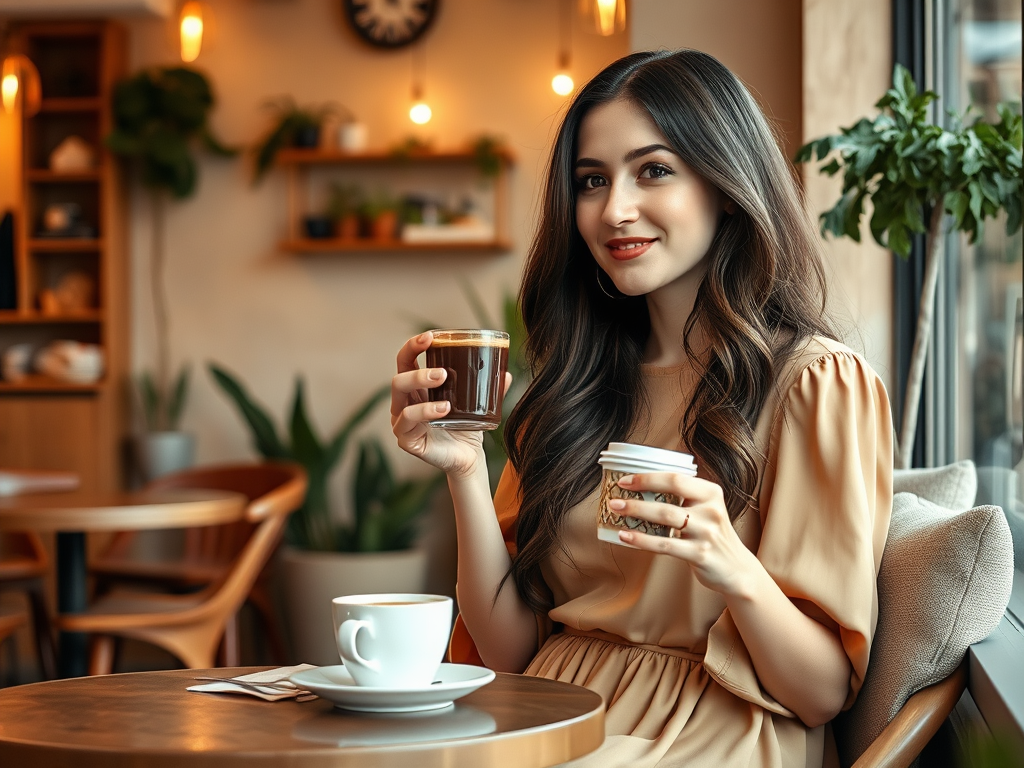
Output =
[
  {"x1": 0, "y1": 468, "x2": 78, "y2": 680},
  {"x1": 58, "y1": 462, "x2": 307, "y2": 672},
  {"x1": 850, "y1": 659, "x2": 967, "y2": 768}
]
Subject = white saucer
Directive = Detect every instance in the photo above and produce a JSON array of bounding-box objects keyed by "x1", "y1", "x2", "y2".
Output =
[{"x1": 289, "y1": 663, "x2": 496, "y2": 713}]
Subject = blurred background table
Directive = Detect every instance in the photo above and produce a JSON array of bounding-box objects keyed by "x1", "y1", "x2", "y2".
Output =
[
  {"x1": 0, "y1": 667, "x2": 605, "y2": 767},
  {"x1": 0, "y1": 489, "x2": 246, "y2": 677}
]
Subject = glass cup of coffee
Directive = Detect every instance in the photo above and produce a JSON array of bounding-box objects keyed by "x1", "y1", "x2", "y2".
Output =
[
  {"x1": 332, "y1": 593, "x2": 453, "y2": 688},
  {"x1": 597, "y1": 442, "x2": 698, "y2": 547},
  {"x1": 426, "y1": 329, "x2": 510, "y2": 431}
]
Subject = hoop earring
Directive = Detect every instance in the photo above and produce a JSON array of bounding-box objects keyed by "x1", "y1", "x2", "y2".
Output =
[{"x1": 596, "y1": 267, "x2": 623, "y2": 300}]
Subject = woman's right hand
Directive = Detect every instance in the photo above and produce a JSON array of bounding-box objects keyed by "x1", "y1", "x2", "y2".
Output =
[{"x1": 391, "y1": 331, "x2": 510, "y2": 478}]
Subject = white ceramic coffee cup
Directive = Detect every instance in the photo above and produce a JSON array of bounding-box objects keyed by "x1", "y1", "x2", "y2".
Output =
[
  {"x1": 332, "y1": 593, "x2": 453, "y2": 688},
  {"x1": 597, "y1": 442, "x2": 697, "y2": 547}
]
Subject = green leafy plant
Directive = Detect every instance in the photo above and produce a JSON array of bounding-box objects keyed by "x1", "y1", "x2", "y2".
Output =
[
  {"x1": 138, "y1": 365, "x2": 190, "y2": 432},
  {"x1": 106, "y1": 67, "x2": 236, "y2": 198},
  {"x1": 342, "y1": 438, "x2": 445, "y2": 552},
  {"x1": 470, "y1": 134, "x2": 506, "y2": 178},
  {"x1": 796, "y1": 64, "x2": 1022, "y2": 467},
  {"x1": 106, "y1": 67, "x2": 237, "y2": 433},
  {"x1": 252, "y1": 97, "x2": 344, "y2": 183},
  {"x1": 208, "y1": 363, "x2": 441, "y2": 552},
  {"x1": 327, "y1": 183, "x2": 364, "y2": 221}
]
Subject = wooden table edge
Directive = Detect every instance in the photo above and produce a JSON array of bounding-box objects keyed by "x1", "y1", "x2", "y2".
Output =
[
  {"x1": 0, "y1": 490, "x2": 247, "y2": 531},
  {"x1": 0, "y1": 670, "x2": 607, "y2": 768}
]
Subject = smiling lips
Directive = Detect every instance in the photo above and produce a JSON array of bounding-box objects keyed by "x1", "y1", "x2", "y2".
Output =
[{"x1": 606, "y1": 237, "x2": 656, "y2": 261}]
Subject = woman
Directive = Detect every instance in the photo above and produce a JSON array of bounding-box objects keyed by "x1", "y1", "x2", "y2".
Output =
[{"x1": 391, "y1": 50, "x2": 892, "y2": 768}]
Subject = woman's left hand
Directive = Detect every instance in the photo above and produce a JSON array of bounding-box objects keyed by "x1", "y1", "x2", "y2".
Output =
[{"x1": 613, "y1": 473, "x2": 760, "y2": 597}]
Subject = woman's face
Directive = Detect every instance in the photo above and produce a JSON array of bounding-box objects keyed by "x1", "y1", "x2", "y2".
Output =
[{"x1": 574, "y1": 98, "x2": 725, "y2": 298}]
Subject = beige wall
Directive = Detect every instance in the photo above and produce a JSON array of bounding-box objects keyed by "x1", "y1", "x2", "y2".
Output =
[
  {"x1": 803, "y1": 0, "x2": 894, "y2": 389},
  {"x1": 631, "y1": 0, "x2": 804, "y2": 164},
  {"x1": 633, "y1": 0, "x2": 894, "y2": 389}
]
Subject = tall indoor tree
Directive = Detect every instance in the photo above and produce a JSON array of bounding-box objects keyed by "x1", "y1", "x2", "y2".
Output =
[
  {"x1": 106, "y1": 66, "x2": 236, "y2": 432},
  {"x1": 797, "y1": 64, "x2": 1022, "y2": 468}
]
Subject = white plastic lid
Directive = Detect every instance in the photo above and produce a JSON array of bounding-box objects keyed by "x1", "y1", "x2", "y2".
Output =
[{"x1": 598, "y1": 442, "x2": 696, "y2": 472}]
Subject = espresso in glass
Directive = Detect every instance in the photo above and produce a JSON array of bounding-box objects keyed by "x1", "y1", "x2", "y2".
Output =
[{"x1": 426, "y1": 329, "x2": 510, "y2": 431}]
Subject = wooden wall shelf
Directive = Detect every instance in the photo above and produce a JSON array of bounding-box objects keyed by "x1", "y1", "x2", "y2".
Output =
[
  {"x1": 0, "y1": 375, "x2": 102, "y2": 393},
  {"x1": 27, "y1": 238, "x2": 104, "y2": 252},
  {"x1": 39, "y1": 98, "x2": 103, "y2": 113},
  {"x1": 0, "y1": 311, "x2": 102, "y2": 324},
  {"x1": 26, "y1": 170, "x2": 103, "y2": 183},
  {"x1": 278, "y1": 148, "x2": 514, "y2": 255},
  {"x1": 279, "y1": 238, "x2": 513, "y2": 254}
]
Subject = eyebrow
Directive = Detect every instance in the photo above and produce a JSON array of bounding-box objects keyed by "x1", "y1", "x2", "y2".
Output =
[{"x1": 574, "y1": 143, "x2": 676, "y2": 170}]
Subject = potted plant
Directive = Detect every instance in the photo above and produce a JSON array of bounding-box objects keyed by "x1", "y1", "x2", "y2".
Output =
[
  {"x1": 252, "y1": 97, "x2": 344, "y2": 183},
  {"x1": 135, "y1": 366, "x2": 193, "y2": 480},
  {"x1": 327, "y1": 183, "x2": 363, "y2": 240},
  {"x1": 105, "y1": 66, "x2": 237, "y2": 479},
  {"x1": 358, "y1": 192, "x2": 400, "y2": 241},
  {"x1": 208, "y1": 363, "x2": 444, "y2": 664},
  {"x1": 797, "y1": 64, "x2": 1021, "y2": 468}
]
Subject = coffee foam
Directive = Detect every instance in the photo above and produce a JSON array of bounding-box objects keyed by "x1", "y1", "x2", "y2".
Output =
[{"x1": 429, "y1": 334, "x2": 510, "y2": 348}]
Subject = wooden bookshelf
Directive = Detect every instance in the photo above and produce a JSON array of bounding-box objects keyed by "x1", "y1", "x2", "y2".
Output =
[{"x1": 0, "y1": 20, "x2": 127, "y2": 494}]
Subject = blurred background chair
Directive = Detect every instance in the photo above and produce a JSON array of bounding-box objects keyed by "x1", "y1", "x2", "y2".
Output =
[
  {"x1": 59, "y1": 462, "x2": 306, "y2": 674},
  {"x1": 0, "y1": 469, "x2": 78, "y2": 680}
]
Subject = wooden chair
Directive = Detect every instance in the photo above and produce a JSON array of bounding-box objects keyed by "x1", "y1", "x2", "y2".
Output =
[
  {"x1": 57, "y1": 462, "x2": 306, "y2": 675},
  {"x1": 0, "y1": 469, "x2": 78, "y2": 680},
  {"x1": 850, "y1": 659, "x2": 967, "y2": 768},
  {"x1": 89, "y1": 463, "x2": 304, "y2": 664}
]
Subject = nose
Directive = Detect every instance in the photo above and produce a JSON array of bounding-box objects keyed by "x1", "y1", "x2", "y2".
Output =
[{"x1": 601, "y1": 180, "x2": 639, "y2": 228}]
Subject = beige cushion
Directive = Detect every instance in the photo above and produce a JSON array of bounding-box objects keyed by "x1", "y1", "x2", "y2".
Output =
[
  {"x1": 834, "y1": 491, "x2": 1014, "y2": 766},
  {"x1": 892, "y1": 460, "x2": 977, "y2": 510}
]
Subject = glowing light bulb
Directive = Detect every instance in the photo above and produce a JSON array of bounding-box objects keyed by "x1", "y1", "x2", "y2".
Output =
[
  {"x1": 180, "y1": 2, "x2": 204, "y2": 63},
  {"x1": 1, "y1": 73, "x2": 18, "y2": 114},
  {"x1": 551, "y1": 73, "x2": 574, "y2": 96},
  {"x1": 593, "y1": 0, "x2": 624, "y2": 36},
  {"x1": 409, "y1": 102, "x2": 432, "y2": 125}
]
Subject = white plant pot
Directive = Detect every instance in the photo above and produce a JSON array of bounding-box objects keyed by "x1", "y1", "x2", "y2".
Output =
[
  {"x1": 135, "y1": 431, "x2": 195, "y2": 482},
  {"x1": 280, "y1": 546, "x2": 429, "y2": 666}
]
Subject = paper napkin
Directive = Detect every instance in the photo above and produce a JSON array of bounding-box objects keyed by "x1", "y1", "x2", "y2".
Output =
[{"x1": 188, "y1": 664, "x2": 319, "y2": 702}]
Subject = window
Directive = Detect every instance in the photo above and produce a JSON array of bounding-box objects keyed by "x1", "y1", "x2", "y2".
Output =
[
  {"x1": 895, "y1": 0, "x2": 1023, "y2": 740},
  {"x1": 941, "y1": 0, "x2": 1022, "y2": 610}
]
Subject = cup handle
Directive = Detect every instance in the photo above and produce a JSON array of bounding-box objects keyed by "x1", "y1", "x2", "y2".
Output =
[{"x1": 339, "y1": 619, "x2": 380, "y2": 673}]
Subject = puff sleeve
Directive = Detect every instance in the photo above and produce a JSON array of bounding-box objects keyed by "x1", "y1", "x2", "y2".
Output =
[{"x1": 703, "y1": 350, "x2": 894, "y2": 715}]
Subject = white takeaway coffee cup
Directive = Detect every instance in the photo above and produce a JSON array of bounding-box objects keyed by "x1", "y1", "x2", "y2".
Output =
[
  {"x1": 332, "y1": 593, "x2": 452, "y2": 688},
  {"x1": 597, "y1": 442, "x2": 697, "y2": 547}
]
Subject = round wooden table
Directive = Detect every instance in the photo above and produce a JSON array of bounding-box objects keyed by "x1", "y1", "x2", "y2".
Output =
[
  {"x1": 0, "y1": 489, "x2": 247, "y2": 677},
  {"x1": 0, "y1": 667, "x2": 606, "y2": 767}
]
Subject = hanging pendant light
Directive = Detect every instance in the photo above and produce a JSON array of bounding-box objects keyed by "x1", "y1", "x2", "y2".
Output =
[
  {"x1": 1, "y1": 54, "x2": 41, "y2": 116},
  {"x1": 409, "y1": 44, "x2": 431, "y2": 124},
  {"x1": 179, "y1": 1, "x2": 205, "y2": 63},
  {"x1": 582, "y1": 0, "x2": 626, "y2": 36},
  {"x1": 552, "y1": 0, "x2": 574, "y2": 96}
]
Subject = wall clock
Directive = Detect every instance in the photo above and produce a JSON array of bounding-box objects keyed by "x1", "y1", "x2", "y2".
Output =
[{"x1": 343, "y1": 0, "x2": 439, "y2": 49}]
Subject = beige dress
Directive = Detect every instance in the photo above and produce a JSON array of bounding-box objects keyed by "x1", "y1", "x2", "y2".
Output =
[{"x1": 451, "y1": 337, "x2": 893, "y2": 768}]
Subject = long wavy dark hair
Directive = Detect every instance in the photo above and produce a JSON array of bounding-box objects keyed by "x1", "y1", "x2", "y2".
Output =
[{"x1": 502, "y1": 49, "x2": 840, "y2": 614}]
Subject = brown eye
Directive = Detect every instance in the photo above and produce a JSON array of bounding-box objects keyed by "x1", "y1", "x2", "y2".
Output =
[{"x1": 640, "y1": 163, "x2": 673, "y2": 180}]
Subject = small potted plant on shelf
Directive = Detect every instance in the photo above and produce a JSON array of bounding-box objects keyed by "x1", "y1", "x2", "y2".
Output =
[
  {"x1": 135, "y1": 365, "x2": 194, "y2": 481},
  {"x1": 207, "y1": 363, "x2": 444, "y2": 664},
  {"x1": 252, "y1": 97, "x2": 345, "y2": 183},
  {"x1": 359, "y1": 192, "x2": 401, "y2": 241},
  {"x1": 328, "y1": 183, "x2": 363, "y2": 240}
]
